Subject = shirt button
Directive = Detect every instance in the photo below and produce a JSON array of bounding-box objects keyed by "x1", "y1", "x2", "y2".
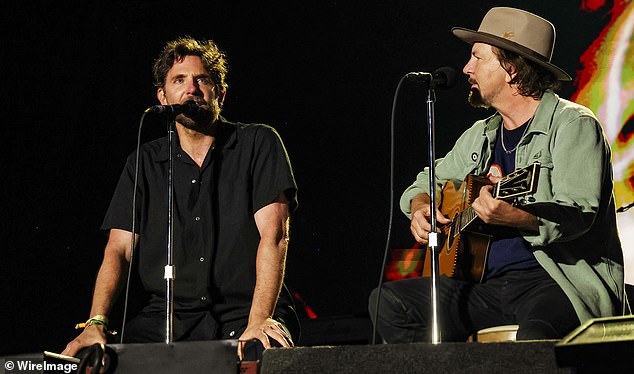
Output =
[
  {"x1": 195, "y1": 216, "x2": 201, "y2": 221},
  {"x1": 201, "y1": 296, "x2": 207, "y2": 301},
  {"x1": 191, "y1": 179, "x2": 197, "y2": 184},
  {"x1": 199, "y1": 257, "x2": 205, "y2": 262}
]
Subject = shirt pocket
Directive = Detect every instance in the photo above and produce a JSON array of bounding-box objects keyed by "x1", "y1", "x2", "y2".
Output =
[{"x1": 526, "y1": 150, "x2": 554, "y2": 202}]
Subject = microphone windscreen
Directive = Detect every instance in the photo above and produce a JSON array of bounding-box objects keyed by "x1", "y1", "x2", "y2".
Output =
[{"x1": 434, "y1": 66, "x2": 458, "y2": 88}]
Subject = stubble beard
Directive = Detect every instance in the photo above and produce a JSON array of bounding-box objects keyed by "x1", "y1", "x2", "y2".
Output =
[{"x1": 177, "y1": 99, "x2": 221, "y2": 133}]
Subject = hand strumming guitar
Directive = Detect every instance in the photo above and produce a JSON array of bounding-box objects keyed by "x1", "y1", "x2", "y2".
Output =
[{"x1": 409, "y1": 193, "x2": 451, "y2": 245}]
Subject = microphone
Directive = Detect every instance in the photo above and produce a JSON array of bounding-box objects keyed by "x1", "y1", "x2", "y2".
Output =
[
  {"x1": 406, "y1": 66, "x2": 458, "y2": 89},
  {"x1": 145, "y1": 100, "x2": 201, "y2": 116}
]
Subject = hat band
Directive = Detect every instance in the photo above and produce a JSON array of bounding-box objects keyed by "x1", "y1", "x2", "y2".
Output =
[{"x1": 475, "y1": 31, "x2": 551, "y2": 63}]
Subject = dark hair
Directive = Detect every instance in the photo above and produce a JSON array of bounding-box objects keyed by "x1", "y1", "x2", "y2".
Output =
[
  {"x1": 492, "y1": 46, "x2": 560, "y2": 99},
  {"x1": 152, "y1": 36, "x2": 228, "y2": 93}
]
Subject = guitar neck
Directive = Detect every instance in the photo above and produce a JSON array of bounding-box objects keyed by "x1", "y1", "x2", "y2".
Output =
[
  {"x1": 458, "y1": 206, "x2": 478, "y2": 232},
  {"x1": 457, "y1": 186, "x2": 503, "y2": 231},
  {"x1": 456, "y1": 163, "x2": 540, "y2": 232}
]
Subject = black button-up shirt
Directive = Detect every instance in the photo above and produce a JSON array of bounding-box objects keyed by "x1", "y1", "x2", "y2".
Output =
[{"x1": 102, "y1": 119, "x2": 297, "y2": 324}]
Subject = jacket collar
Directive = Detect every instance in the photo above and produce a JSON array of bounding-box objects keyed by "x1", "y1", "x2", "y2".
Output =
[{"x1": 482, "y1": 89, "x2": 559, "y2": 135}]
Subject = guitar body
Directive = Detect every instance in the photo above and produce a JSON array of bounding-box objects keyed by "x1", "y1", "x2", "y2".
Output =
[
  {"x1": 421, "y1": 163, "x2": 540, "y2": 283},
  {"x1": 422, "y1": 175, "x2": 492, "y2": 282}
]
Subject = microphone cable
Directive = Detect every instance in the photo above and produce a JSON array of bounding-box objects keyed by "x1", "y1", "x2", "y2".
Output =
[
  {"x1": 119, "y1": 110, "x2": 148, "y2": 342},
  {"x1": 371, "y1": 73, "x2": 409, "y2": 344}
]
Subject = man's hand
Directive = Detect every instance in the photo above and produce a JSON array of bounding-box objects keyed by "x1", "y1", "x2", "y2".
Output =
[
  {"x1": 410, "y1": 194, "x2": 450, "y2": 245},
  {"x1": 471, "y1": 185, "x2": 514, "y2": 225},
  {"x1": 472, "y1": 182, "x2": 539, "y2": 231},
  {"x1": 61, "y1": 229, "x2": 133, "y2": 358},
  {"x1": 237, "y1": 317, "x2": 294, "y2": 360},
  {"x1": 61, "y1": 325, "x2": 107, "y2": 358}
]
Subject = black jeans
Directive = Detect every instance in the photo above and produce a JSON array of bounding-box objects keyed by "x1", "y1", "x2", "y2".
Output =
[{"x1": 368, "y1": 267, "x2": 580, "y2": 343}]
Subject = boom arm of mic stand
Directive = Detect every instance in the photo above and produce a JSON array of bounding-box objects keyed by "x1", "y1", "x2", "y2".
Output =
[{"x1": 425, "y1": 87, "x2": 442, "y2": 344}]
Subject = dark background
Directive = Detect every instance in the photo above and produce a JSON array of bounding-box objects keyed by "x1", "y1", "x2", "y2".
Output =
[{"x1": 2, "y1": 1, "x2": 611, "y2": 354}]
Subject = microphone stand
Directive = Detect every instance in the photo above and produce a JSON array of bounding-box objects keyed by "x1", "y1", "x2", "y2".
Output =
[
  {"x1": 164, "y1": 119, "x2": 176, "y2": 344},
  {"x1": 425, "y1": 83, "x2": 441, "y2": 344}
]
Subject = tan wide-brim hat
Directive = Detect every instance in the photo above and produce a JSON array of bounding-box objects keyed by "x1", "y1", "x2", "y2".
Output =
[{"x1": 452, "y1": 7, "x2": 571, "y2": 81}]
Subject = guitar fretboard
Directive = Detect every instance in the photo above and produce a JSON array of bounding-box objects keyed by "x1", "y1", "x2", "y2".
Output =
[{"x1": 456, "y1": 206, "x2": 477, "y2": 236}]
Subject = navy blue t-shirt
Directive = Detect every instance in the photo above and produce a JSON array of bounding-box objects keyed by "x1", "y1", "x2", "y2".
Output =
[{"x1": 484, "y1": 122, "x2": 539, "y2": 280}]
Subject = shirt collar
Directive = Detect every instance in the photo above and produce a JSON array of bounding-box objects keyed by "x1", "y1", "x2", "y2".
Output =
[
  {"x1": 482, "y1": 89, "x2": 559, "y2": 136},
  {"x1": 528, "y1": 90, "x2": 559, "y2": 135},
  {"x1": 154, "y1": 117, "x2": 237, "y2": 162}
]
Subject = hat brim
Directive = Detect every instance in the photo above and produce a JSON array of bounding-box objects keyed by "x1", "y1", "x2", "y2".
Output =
[{"x1": 452, "y1": 27, "x2": 572, "y2": 81}]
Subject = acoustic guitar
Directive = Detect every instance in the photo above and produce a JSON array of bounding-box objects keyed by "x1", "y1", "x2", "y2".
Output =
[{"x1": 422, "y1": 163, "x2": 540, "y2": 282}]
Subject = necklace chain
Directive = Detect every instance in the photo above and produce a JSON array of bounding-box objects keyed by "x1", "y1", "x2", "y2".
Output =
[{"x1": 501, "y1": 117, "x2": 533, "y2": 154}]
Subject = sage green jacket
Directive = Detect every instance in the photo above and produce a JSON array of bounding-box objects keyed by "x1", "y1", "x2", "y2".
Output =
[{"x1": 400, "y1": 90, "x2": 624, "y2": 323}]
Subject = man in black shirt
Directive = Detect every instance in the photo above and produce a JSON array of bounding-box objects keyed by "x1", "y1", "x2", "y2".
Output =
[{"x1": 63, "y1": 37, "x2": 298, "y2": 358}]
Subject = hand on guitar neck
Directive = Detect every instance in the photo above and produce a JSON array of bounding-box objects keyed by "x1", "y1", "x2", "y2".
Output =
[{"x1": 471, "y1": 175, "x2": 539, "y2": 232}]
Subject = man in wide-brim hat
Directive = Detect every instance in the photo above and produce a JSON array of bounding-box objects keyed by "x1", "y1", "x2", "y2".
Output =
[{"x1": 370, "y1": 7, "x2": 625, "y2": 343}]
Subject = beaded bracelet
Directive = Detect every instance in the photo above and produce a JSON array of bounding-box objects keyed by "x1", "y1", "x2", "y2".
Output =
[{"x1": 75, "y1": 315, "x2": 117, "y2": 335}]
